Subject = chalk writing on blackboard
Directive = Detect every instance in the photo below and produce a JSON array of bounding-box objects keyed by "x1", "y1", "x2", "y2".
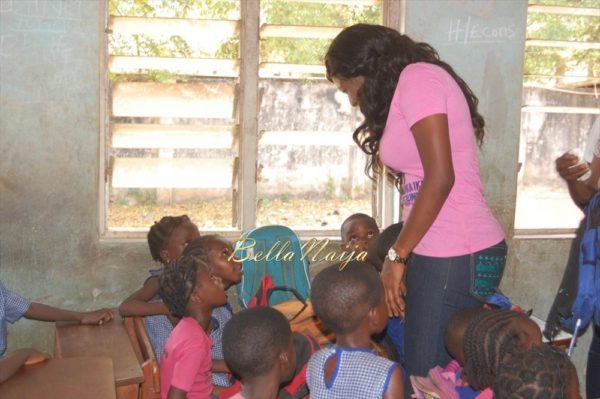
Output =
[{"x1": 448, "y1": 16, "x2": 516, "y2": 45}]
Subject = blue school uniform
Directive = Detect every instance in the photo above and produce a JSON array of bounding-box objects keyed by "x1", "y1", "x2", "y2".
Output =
[
  {"x1": 0, "y1": 280, "x2": 31, "y2": 356},
  {"x1": 307, "y1": 346, "x2": 399, "y2": 399},
  {"x1": 143, "y1": 267, "x2": 173, "y2": 361},
  {"x1": 210, "y1": 303, "x2": 233, "y2": 387}
]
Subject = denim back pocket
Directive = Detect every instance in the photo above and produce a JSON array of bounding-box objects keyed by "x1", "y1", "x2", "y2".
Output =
[{"x1": 469, "y1": 241, "x2": 507, "y2": 301}]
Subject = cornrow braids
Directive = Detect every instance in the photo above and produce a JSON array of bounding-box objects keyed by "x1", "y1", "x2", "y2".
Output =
[
  {"x1": 158, "y1": 254, "x2": 204, "y2": 318},
  {"x1": 493, "y1": 345, "x2": 576, "y2": 399},
  {"x1": 181, "y1": 235, "x2": 220, "y2": 268},
  {"x1": 462, "y1": 310, "x2": 524, "y2": 389},
  {"x1": 147, "y1": 215, "x2": 191, "y2": 262}
]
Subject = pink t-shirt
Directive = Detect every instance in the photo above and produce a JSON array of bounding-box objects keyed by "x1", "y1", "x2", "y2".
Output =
[
  {"x1": 160, "y1": 317, "x2": 213, "y2": 399},
  {"x1": 379, "y1": 63, "x2": 504, "y2": 257}
]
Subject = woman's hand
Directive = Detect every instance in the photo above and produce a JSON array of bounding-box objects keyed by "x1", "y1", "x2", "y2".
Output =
[
  {"x1": 556, "y1": 152, "x2": 589, "y2": 182},
  {"x1": 381, "y1": 258, "x2": 407, "y2": 318}
]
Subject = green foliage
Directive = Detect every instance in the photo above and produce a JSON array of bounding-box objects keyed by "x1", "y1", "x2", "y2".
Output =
[
  {"x1": 525, "y1": 1, "x2": 599, "y2": 84},
  {"x1": 108, "y1": 0, "x2": 382, "y2": 82},
  {"x1": 260, "y1": 0, "x2": 380, "y2": 26},
  {"x1": 109, "y1": 0, "x2": 238, "y2": 18}
]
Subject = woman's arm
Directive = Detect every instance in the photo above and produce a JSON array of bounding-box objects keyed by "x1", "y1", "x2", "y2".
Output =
[
  {"x1": 119, "y1": 277, "x2": 171, "y2": 317},
  {"x1": 382, "y1": 113, "x2": 455, "y2": 317}
]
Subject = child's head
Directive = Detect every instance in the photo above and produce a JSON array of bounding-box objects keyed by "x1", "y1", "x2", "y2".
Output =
[
  {"x1": 182, "y1": 235, "x2": 243, "y2": 288},
  {"x1": 493, "y1": 344, "x2": 580, "y2": 399},
  {"x1": 340, "y1": 213, "x2": 380, "y2": 254},
  {"x1": 222, "y1": 307, "x2": 296, "y2": 384},
  {"x1": 158, "y1": 254, "x2": 227, "y2": 318},
  {"x1": 444, "y1": 307, "x2": 486, "y2": 366},
  {"x1": 147, "y1": 215, "x2": 200, "y2": 263},
  {"x1": 462, "y1": 309, "x2": 543, "y2": 390},
  {"x1": 311, "y1": 260, "x2": 387, "y2": 336}
]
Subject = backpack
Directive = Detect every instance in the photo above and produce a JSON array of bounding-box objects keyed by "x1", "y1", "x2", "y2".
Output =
[
  {"x1": 560, "y1": 192, "x2": 600, "y2": 336},
  {"x1": 234, "y1": 225, "x2": 311, "y2": 308},
  {"x1": 218, "y1": 276, "x2": 320, "y2": 399}
]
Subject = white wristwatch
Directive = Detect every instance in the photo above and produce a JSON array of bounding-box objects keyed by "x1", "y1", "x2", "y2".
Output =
[{"x1": 387, "y1": 247, "x2": 410, "y2": 264}]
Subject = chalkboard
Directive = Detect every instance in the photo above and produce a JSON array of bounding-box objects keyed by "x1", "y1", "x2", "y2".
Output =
[{"x1": 405, "y1": 0, "x2": 529, "y2": 227}]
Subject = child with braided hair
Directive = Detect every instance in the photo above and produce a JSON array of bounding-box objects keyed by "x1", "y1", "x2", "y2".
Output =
[
  {"x1": 493, "y1": 344, "x2": 581, "y2": 399},
  {"x1": 181, "y1": 235, "x2": 243, "y2": 389},
  {"x1": 462, "y1": 309, "x2": 542, "y2": 391},
  {"x1": 119, "y1": 215, "x2": 200, "y2": 359},
  {"x1": 158, "y1": 254, "x2": 228, "y2": 399},
  {"x1": 412, "y1": 308, "x2": 543, "y2": 398}
]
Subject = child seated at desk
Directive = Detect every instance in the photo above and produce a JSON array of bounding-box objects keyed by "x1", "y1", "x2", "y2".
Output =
[
  {"x1": 182, "y1": 236, "x2": 243, "y2": 389},
  {"x1": 0, "y1": 279, "x2": 113, "y2": 383},
  {"x1": 158, "y1": 254, "x2": 228, "y2": 399},
  {"x1": 307, "y1": 260, "x2": 404, "y2": 399},
  {"x1": 119, "y1": 215, "x2": 200, "y2": 360},
  {"x1": 221, "y1": 307, "x2": 296, "y2": 399}
]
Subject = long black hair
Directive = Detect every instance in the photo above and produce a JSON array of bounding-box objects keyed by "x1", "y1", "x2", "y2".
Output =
[{"x1": 325, "y1": 24, "x2": 485, "y2": 180}]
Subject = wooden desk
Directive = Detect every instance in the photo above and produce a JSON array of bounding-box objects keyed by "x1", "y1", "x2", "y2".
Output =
[
  {"x1": 0, "y1": 356, "x2": 116, "y2": 399},
  {"x1": 55, "y1": 312, "x2": 144, "y2": 399}
]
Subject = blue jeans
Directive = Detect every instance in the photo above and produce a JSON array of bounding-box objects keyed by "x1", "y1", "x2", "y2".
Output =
[
  {"x1": 588, "y1": 324, "x2": 600, "y2": 398},
  {"x1": 403, "y1": 240, "x2": 507, "y2": 392}
]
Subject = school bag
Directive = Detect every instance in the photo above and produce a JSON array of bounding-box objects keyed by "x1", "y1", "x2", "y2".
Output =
[
  {"x1": 218, "y1": 275, "x2": 320, "y2": 399},
  {"x1": 234, "y1": 225, "x2": 311, "y2": 308},
  {"x1": 559, "y1": 192, "x2": 600, "y2": 336}
]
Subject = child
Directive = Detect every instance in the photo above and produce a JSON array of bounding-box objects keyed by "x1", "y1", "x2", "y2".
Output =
[
  {"x1": 412, "y1": 308, "x2": 544, "y2": 398},
  {"x1": 462, "y1": 309, "x2": 543, "y2": 391},
  {"x1": 221, "y1": 307, "x2": 296, "y2": 399},
  {"x1": 340, "y1": 213, "x2": 380, "y2": 258},
  {"x1": 119, "y1": 214, "x2": 200, "y2": 359},
  {"x1": 182, "y1": 235, "x2": 243, "y2": 388},
  {"x1": 158, "y1": 254, "x2": 228, "y2": 399},
  {"x1": 493, "y1": 344, "x2": 581, "y2": 399},
  {"x1": 307, "y1": 260, "x2": 404, "y2": 398},
  {"x1": 0, "y1": 279, "x2": 113, "y2": 382},
  {"x1": 342, "y1": 218, "x2": 406, "y2": 367}
]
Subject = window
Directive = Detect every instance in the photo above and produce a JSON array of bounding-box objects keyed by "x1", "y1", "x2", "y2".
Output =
[
  {"x1": 102, "y1": 0, "x2": 401, "y2": 237},
  {"x1": 515, "y1": 0, "x2": 600, "y2": 231}
]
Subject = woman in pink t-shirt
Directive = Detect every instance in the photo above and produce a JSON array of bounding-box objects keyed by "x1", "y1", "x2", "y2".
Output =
[{"x1": 324, "y1": 24, "x2": 506, "y2": 390}]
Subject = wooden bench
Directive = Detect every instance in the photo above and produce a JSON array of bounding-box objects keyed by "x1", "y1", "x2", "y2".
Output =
[
  {"x1": 54, "y1": 312, "x2": 144, "y2": 399},
  {"x1": 124, "y1": 316, "x2": 161, "y2": 399}
]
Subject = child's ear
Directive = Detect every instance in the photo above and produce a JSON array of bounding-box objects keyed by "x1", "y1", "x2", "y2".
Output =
[
  {"x1": 160, "y1": 248, "x2": 171, "y2": 263},
  {"x1": 189, "y1": 290, "x2": 204, "y2": 305},
  {"x1": 367, "y1": 307, "x2": 379, "y2": 329}
]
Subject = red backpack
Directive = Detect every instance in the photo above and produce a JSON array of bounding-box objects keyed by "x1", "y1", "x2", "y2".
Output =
[{"x1": 219, "y1": 276, "x2": 320, "y2": 399}]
